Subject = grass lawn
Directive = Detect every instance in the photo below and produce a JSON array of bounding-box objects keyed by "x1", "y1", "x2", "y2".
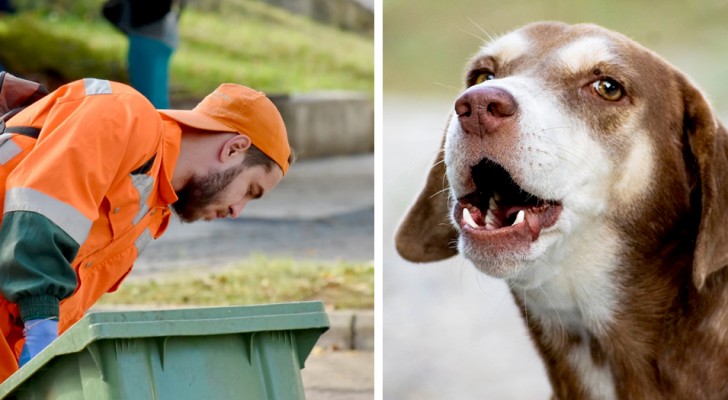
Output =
[
  {"x1": 0, "y1": 0, "x2": 373, "y2": 97},
  {"x1": 99, "y1": 255, "x2": 374, "y2": 310}
]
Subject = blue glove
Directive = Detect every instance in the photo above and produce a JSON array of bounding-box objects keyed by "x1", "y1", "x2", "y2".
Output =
[{"x1": 18, "y1": 318, "x2": 58, "y2": 367}]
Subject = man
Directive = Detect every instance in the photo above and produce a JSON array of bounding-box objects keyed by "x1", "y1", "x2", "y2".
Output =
[{"x1": 0, "y1": 78, "x2": 290, "y2": 382}]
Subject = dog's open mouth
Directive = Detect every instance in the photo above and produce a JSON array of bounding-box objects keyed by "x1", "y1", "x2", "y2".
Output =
[{"x1": 455, "y1": 158, "x2": 563, "y2": 245}]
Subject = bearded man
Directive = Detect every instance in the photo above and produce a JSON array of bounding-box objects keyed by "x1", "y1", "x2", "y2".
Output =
[{"x1": 0, "y1": 78, "x2": 291, "y2": 381}]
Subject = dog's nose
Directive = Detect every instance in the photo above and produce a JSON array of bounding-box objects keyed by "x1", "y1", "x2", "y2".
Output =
[{"x1": 455, "y1": 86, "x2": 517, "y2": 136}]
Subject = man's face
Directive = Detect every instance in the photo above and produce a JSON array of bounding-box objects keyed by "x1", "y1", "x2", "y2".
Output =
[{"x1": 172, "y1": 162, "x2": 283, "y2": 223}]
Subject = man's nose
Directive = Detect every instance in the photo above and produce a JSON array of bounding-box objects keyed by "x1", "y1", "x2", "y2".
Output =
[{"x1": 229, "y1": 201, "x2": 248, "y2": 218}]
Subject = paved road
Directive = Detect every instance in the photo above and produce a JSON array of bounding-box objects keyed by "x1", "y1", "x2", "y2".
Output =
[
  {"x1": 132, "y1": 154, "x2": 374, "y2": 276},
  {"x1": 302, "y1": 350, "x2": 374, "y2": 400},
  {"x1": 384, "y1": 96, "x2": 551, "y2": 399}
]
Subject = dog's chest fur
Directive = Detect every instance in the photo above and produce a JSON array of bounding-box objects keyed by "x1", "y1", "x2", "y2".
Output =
[
  {"x1": 510, "y1": 221, "x2": 622, "y2": 400},
  {"x1": 512, "y1": 230, "x2": 728, "y2": 399}
]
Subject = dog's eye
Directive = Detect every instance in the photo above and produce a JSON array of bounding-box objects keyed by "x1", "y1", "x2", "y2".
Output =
[
  {"x1": 591, "y1": 79, "x2": 624, "y2": 101},
  {"x1": 474, "y1": 72, "x2": 496, "y2": 84}
]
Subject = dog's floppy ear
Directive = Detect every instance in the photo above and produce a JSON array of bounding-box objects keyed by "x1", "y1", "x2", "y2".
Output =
[
  {"x1": 395, "y1": 135, "x2": 459, "y2": 262},
  {"x1": 681, "y1": 74, "x2": 728, "y2": 290}
]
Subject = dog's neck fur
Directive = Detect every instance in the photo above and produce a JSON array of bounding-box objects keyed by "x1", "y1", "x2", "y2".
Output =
[
  {"x1": 509, "y1": 219, "x2": 623, "y2": 400},
  {"x1": 509, "y1": 196, "x2": 728, "y2": 400}
]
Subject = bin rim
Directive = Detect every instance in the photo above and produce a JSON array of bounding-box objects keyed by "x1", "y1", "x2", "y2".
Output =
[{"x1": 0, "y1": 301, "x2": 329, "y2": 397}]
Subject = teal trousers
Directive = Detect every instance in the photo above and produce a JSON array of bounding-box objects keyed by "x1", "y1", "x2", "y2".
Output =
[{"x1": 128, "y1": 33, "x2": 173, "y2": 109}]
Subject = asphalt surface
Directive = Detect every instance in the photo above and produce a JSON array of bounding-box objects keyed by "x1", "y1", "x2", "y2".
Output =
[
  {"x1": 384, "y1": 96, "x2": 551, "y2": 399},
  {"x1": 130, "y1": 153, "x2": 374, "y2": 399},
  {"x1": 302, "y1": 350, "x2": 374, "y2": 400},
  {"x1": 132, "y1": 154, "x2": 374, "y2": 275}
]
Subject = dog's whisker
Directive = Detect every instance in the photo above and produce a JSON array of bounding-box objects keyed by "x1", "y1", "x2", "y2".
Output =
[
  {"x1": 529, "y1": 86, "x2": 560, "y2": 100},
  {"x1": 495, "y1": 283, "x2": 512, "y2": 316},
  {"x1": 465, "y1": 17, "x2": 496, "y2": 43},
  {"x1": 531, "y1": 147, "x2": 596, "y2": 172},
  {"x1": 440, "y1": 172, "x2": 451, "y2": 200},
  {"x1": 433, "y1": 82, "x2": 462, "y2": 93},
  {"x1": 428, "y1": 187, "x2": 450, "y2": 200},
  {"x1": 543, "y1": 151, "x2": 602, "y2": 178},
  {"x1": 521, "y1": 283, "x2": 529, "y2": 328},
  {"x1": 521, "y1": 134, "x2": 603, "y2": 177},
  {"x1": 534, "y1": 126, "x2": 571, "y2": 132},
  {"x1": 384, "y1": 147, "x2": 447, "y2": 187}
]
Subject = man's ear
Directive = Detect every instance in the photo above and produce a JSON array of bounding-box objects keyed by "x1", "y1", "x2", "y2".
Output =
[
  {"x1": 395, "y1": 134, "x2": 459, "y2": 263},
  {"x1": 680, "y1": 73, "x2": 728, "y2": 290},
  {"x1": 220, "y1": 134, "x2": 252, "y2": 162}
]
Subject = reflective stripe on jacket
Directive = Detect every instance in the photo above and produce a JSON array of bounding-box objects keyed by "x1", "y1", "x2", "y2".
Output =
[{"x1": 0, "y1": 78, "x2": 180, "y2": 381}]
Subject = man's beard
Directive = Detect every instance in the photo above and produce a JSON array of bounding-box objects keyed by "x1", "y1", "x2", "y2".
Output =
[{"x1": 172, "y1": 164, "x2": 243, "y2": 223}]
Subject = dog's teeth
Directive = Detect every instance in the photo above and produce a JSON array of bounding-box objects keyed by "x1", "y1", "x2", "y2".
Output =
[
  {"x1": 493, "y1": 192, "x2": 502, "y2": 201},
  {"x1": 463, "y1": 208, "x2": 480, "y2": 228},
  {"x1": 512, "y1": 210, "x2": 525, "y2": 226},
  {"x1": 489, "y1": 197, "x2": 498, "y2": 211},
  {"x1": 485, "y1": 209, "x2": 498, "y2": 229}
]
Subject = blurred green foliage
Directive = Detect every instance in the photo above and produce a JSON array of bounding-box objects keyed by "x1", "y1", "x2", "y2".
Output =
[
  {"x1": 0, "y1": 14, "x2": 127, "y2": 86},
  {"x1": 0, "y1": 0, "x2": 373, "y2": 97},
  {"x1": 384, "y1": 0, "x2": 728, "y2": 110},
  {"x1": 12, "y1": 0, "x2": 105, "y2": 19},
  {"x1": 100, "y1": 255, "x2": 375, "y2": 310}
]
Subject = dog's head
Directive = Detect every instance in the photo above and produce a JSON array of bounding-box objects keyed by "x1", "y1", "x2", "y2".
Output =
[{"x1": 396, "y1": 22, "x2": 728, "y2": 290}]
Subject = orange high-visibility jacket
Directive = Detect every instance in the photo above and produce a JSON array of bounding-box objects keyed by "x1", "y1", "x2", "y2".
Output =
[{"x1": 0, "y1": 78, "x2": 180, "y2": 382}]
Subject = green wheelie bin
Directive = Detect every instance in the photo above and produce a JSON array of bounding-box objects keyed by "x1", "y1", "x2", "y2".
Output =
[{"x1": 0, "y1": 301, "x2": 329, "y2": 399}]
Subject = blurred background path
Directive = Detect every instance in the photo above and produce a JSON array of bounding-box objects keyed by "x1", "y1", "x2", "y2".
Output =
[{"x1": 133, "y1": 154, "x2": 374, "y2": 275}]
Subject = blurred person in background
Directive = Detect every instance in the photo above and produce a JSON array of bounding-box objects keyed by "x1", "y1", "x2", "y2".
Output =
[
  {"x1": 0, "y1": 0, "x2": 14, "y2": 14},
  {"x1": 102, "y1": 0, "x2": 185, "y2": 108}
]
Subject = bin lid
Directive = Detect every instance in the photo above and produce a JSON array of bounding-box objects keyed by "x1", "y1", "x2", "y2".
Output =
[{"x1": 0, "y1": 301, "x2": 329, "y2": 396}]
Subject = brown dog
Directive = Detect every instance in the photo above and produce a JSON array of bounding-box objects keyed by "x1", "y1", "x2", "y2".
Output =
[{"x1": 396, "y1": 21, "x2": 728, "y2": 399}]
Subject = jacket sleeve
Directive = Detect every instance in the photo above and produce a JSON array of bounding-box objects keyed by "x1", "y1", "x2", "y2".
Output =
[
  {"x1": 0, "y1": 212, "x2": 79, "y2": 321},
  {"x1": 0, "y1": 85, "x2": 159, "y2": 322}
]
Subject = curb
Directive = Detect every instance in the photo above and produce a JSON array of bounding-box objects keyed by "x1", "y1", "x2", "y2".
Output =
[
  {"x1": 269, "y1": 92, "x2": 374, "y2": 159},
  {"x1": 170, "y1": 92, "x2": 374, "y2": 160},
  {"x1": 316, "y1": 309, "x2": 374, "y2": 351},
  {"x1": 261, "y1": 0, "x2": 374, "y2": 36}
]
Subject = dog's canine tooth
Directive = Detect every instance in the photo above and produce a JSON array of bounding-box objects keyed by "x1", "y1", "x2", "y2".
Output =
[
  {"x1": 512, "y1": 210, "x2": 525, "y2": 226},
  {"x1": 463, "y1": 208, "x2": 480, "y2": 228},
  {"x1": 493, "y1": 192, "x2": 502, "y2": 202}
]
